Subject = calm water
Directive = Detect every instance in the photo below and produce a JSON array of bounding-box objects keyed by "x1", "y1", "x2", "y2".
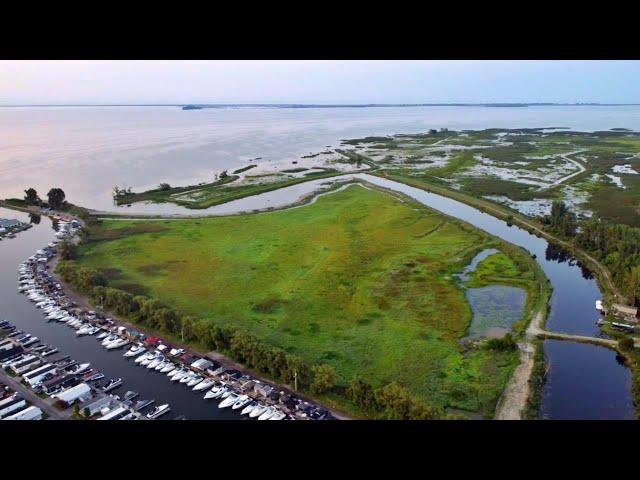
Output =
[
  {"x1": 541, "y1": 341, "x2": 634, "y2": 420},
  {"x1": 0, "y1": 207, "x2": 240, "y2": 420},
  {"x1": 2, "y1": 105, "x2": 640, "y2": 211}
]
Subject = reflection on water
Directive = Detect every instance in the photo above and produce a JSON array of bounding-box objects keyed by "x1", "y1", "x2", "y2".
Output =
[{"x1": 541, "y1": 340, "x2": 634, "y2": 420}]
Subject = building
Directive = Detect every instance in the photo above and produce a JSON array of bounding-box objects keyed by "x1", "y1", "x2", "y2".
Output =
[
  {"x1": 53, "y1": 383, "x2": 92, "y2": 406},
  {"x1": 612, "y1": 303, "x2": 640, "y2": 323}
]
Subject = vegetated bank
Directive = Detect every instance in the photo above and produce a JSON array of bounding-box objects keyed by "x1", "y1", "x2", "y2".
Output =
[
  {"x1": 113, "y1": 170, "x2": 348, "y2": 210},
  {"x1": 63, "y1": 184, "x2": 546, "y2": 419}
]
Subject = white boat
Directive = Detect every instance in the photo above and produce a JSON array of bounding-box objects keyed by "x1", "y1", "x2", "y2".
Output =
[
  {"x1": 220, "y1": 389, "x2": 233, "y2": 399},
  {"x1": 193, "y1": 378, "x2": 215, "y2": 391},
  {"x1": 187, "y1": 376, "x2": 203, "y2": 387},
  {"x1": 106, "y1": 338, "x2": 130, "y2": 350},
  {"x1": 147, "y1": 357, "x2": 164, "y2": 369},
  {"x1": 167, "y1": 367, "x2": 184, "y2": 378},
  {"x1": 204, "y1": 386, "x2": 222, "y2": 399},
  {"x1": 258, "y1": 408, "x2": 275, "y2": 420},
  {"x1": 140, "y1": 353, "x2": 158, "y2": 366},
  {"x1": 135, "y1": 352, "x2": 153, "y2": 364},
  {"x1": 171, "y1": 370, "x2": 188, "y2": 382},
  {"x1": 179, "y1": 373, "x2": 196, "y2": 384},
  {"x1": 231, "y1": 395, "x2": 251, "y2": 410},
  {"x1": 241, "y1": 401, "x2": 258, "y2": 416},
  {"x1": 596, "y1": 300, "x2": 604, "y2": 312},
  {"x1": 154, "y1": 361, "x2": 168, "y2": 371},
  {"x1": 96, "y1": 331, "x2": 110, "y2": 340},
  {"x1": 210, "y1": 386, "x2": 229, "y2": 400},
  {"x1": 123, "y1": 345, "x2": 146, "y2": 358},
  {"x1": 160, "y1": 363, "x2": 176, "y2": 374},
  {"x1": 218, "y1": 394, "x2": 238, "y2": 409},
  {"x1": 102, "y1": 377, "x2": 123, "y2": 392},
  {"x1": 269, "y1": 411, "x2": 286, "y2": 421},
  {"x1": 101, "y1": 334, "x2": 118, "y2": 346},
  {"x1": 146, "y1": 404, "x2": 171, "y2": 419},
  {"x1": 69, "y1": 362, "x2": 91, "y2": 375},
  {"x1": 249, "y1": 404, "x2": 268, "y2": 418},
  {"x1": 76, "y1": 325, "x2": 94, "y2": 336}
]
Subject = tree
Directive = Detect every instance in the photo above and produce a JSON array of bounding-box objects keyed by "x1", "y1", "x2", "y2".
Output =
[
  {"x1": 310, "y1": 364, "x2": 337, "y2": 394},
  {"x1": 348, "y1": 377, "x2": 377, "y2": 411},
  {"x1": 547, "y1": 200, "x2": 577, "y2": 237},
  {"x1": 158, "y1": 183, "x2": 171, "y2": 191},
  {"x1": 219, "y1": 170, "x2": 228, "y2": 179},
  {"x1": 24, "y1": 188, "x2": 41, "y2": 205},
  {"x1": 619, "y1": 337, "x2": 634, "y2": 352},
  {"x1": 59, "y1": 241, "x2": 78, "y2": 260},
  {"x1": 47, "y1": 188, "x2": 66, "y2": 210}
]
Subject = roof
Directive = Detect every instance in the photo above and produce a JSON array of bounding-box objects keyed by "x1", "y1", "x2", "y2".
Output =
[{"x1": 54, "y1": 383, "x2": 91, "y2": 402}]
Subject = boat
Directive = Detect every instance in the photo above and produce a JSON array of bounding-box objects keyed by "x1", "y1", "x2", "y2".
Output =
[
  {"x1": 69, "y1": 362, "x2": 91, "y2": 375},
  {"x1": 160, "y1": 363, "x2": 176, "y2": 374},
  {"x1": 102, "y1": 377, "x2": 123, "y2": 392},
  {"x1": 133, "y1": 398, "x2": 155, "y2": 411},
  {"x1": 146, "y1": 357, "x2": 164, "y2": 369},
  {"x1": 171, "y1": 370, "x2": 189, "y2": 382},
  {"x1": 220, "y1": 389, "x2": 233, "y2": 399},
  {"x1": 76, "y1": 325, "x2": 94, "y2": 336},
  {"x1": 85, "y1": 372, "x2": 105, "y2": 382},
  {"x1": 269, "y1": 411, "x2": 286, "y2": 421},
  {"x1": 241, "y1": 401, "x2": 258, "y2": 416},
  {"x1": 153, "y1": 361, "x2": 167, "y2": 371},
  {"x1": 193, "y1": 378, "x2": 215, "y2": 391},
  {"x1": 187, "y1": 376, "x2": 203, "y2": 387},
  {"x1": 596, "y1": 299, "x2": 605, "y2": 313},
  {"x1": 219, "y1": 394, "x2": 239, "y2": 409},
  {"x1": 249, "y1": 404, "x2": 268, "y2": 418},
  {"x1": 134, "y1": 352, "x2": 153, "y2": 364},
  {"x1": 146, "y1": 404, "x2": 171, "y2": 419},
  {"x1": 211, "y1": 386, "x2": 230, "y2": 399},
  {"x1": 96, "y1": 331, "x2": 110, "y2": 340},
  {"x1": 231, "y1": 395, "x2": 251, "y2": 410},
  {"x1": 100, "y1": 334, "x2": 119, "y2": 346},
  {"x1": 167, "y1": 367, "x2": 184, "y2": 378},
  {"x1": 106, "y1": 338, "x2": 130, "y2": 350},
  {"x1": 123, "y1": 345, "x2": 146, "y2": 358},
  {"x1": 258, "y1": 408, "x2": 275, "y2": 420},
  {"x1": 140, "y1": 353, "x2": 158, "y2": 366},
  {"x1": 41, "y1": 347, "x2": 58, "y2": 357},
  {"x1": 179, "y1": 373, "x2": 196, "y2": 384},
  {"x1": 124, "y1": 390, "x2": 139, "y2": 401},
  {"x1": 204, "y1": 386, "x2": 222, "y2": 399}
]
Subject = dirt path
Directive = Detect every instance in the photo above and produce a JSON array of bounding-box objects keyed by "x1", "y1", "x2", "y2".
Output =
[{"x1": 494, "y1": 340, "x2": 536, "y2": 420}]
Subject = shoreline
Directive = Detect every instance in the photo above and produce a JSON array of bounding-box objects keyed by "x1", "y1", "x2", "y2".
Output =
[{"x1": 3, "y1": 167, "x2": 633, "y2": 420}]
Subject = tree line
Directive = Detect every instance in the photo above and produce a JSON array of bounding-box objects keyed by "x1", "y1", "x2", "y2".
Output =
[
  {"x1": 541, "y1": 200, "x2": 640, "y2": 305},
  {"x1": 23, "y1": 187, "x2": 67, "y2": 210},
  {"x1": 56, "y1": 260, "x2": 445, "y2": 419}
]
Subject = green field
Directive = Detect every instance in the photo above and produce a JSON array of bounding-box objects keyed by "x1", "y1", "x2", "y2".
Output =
[{"x1": 77, "y1": 185, "x2": 542, "y2": 417}]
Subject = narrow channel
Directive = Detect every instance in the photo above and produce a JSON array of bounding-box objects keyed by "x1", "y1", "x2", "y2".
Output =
[{"x1": 355, "y1": 174, "x2": 634, "y2": 419}]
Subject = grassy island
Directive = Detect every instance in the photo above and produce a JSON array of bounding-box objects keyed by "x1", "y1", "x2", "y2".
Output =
[{"x1": 72, "y1": 184, "x2": 545, "y2": 418}]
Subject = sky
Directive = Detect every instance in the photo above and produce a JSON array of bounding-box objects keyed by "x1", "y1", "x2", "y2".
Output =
[{"x1": 1, "y1": 60, "x2": 639, "y2": 105}]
